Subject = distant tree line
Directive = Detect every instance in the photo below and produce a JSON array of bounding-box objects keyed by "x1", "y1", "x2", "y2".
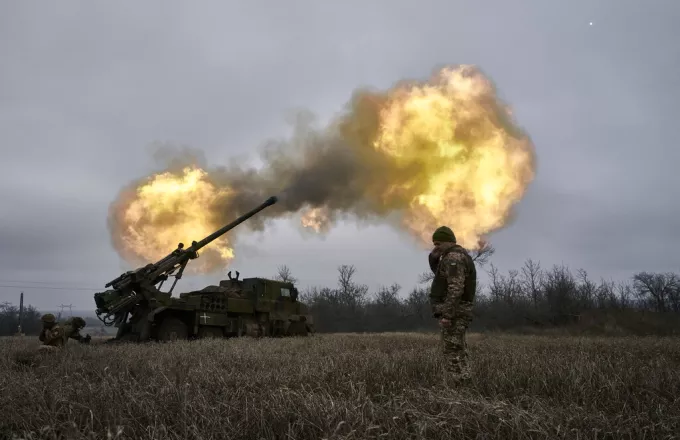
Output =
[
  {"x1": 3, "y1": 242, "x2": 678, "y2": 337},
  {"x1": 0, "y1": 301, "x2": 42, "y2": 336},
  {"x1": 278, "y1": 242, "x2": 680, "y2": 336}
]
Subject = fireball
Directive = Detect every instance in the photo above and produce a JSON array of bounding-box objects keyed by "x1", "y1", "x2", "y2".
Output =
[
  {"x1": 369, "y1": 65, "x2": 535, "y2": 247},
  {"x1": 108, "y1": 64, "x2": 536, "y2": 273},
  {"x1": 109, "y1": 166, "x2": 236, "y2": 273}
]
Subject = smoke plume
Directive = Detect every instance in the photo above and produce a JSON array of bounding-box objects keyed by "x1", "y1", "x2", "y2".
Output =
[{"x1": 107, "y1": 65, "x2": 537, "y2": 273}]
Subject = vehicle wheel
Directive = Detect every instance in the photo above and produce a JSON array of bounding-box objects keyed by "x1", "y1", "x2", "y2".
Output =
[
  {"x1": 287, "y1": 321, "x2": 308, "y2": 336},
  {"x1": 156, "y1": 317, "x2": 188, "y2": 341},
  {"x1": 198, "y1": 326, "x2": 223, "y2": 339}
]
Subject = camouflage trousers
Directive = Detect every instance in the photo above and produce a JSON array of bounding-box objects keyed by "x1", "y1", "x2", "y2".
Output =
[{"x1": 440, "y1": 317, "x2": 471, "y2": 383}]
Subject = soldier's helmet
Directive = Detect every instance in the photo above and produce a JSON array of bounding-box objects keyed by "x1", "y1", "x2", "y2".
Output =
[{"x1": 41, "y1": 313, "x2": 56, "y2": 323}]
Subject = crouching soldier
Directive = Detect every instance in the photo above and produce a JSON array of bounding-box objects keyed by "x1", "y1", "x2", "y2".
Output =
[
  {"x1": 63, "y1": 317, "x2": 91, "y2": 344},
  {"x1": 38, "y1": 314, "x2": 91, "y2": 351}
]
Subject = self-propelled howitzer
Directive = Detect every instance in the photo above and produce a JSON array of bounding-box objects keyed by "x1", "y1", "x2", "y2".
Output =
[{"x1": 92, "y1": 195, "x2": 314, "y2": 342}]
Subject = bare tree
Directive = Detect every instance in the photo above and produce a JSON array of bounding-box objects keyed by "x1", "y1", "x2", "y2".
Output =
[
  {"x1": 338, "y1": 264, "x2": 357, "y2": 293},
  {"x1": 336, "y1": 264, "x2": 369, "y2": 308},
  {"x1": 541, "y1": 264, "x2": 579, "y2": 321},
  {"x1": 576, "y1": 269, "x2": 597, "y2": 309},
  {"x1": 632, "y1": 272, "x2": 680, "y2": 312},
  {"x1": 470, "y1": 240, "x2": 495, "y2": 267},
  {"x1": 374, "y1": 283, "x2": 402, "y2": 307},
  {"x1": 487, "y1": 263, "x2": 504, "y2": 301},
  {"x1": 485, "y1": 263, "x2": 522, "y2": 304},
  {"x1": 616, "y1": 282, "x2": 633, "y2": 308},
  {"x1": 520, "y1": 259, "x2": 543, "y2": 307},
  {"x1": 274, "y1": 264, "x2": 298, "y2": 284},
  {"x1": 594, "y1": 279, "x2": 616, "y2": 309},
  {"x1": 504, "y1": 269, "x2": 523, "y2": 304},
  {"x1": 418, "y1": 271, "x2": 434, "y2": 284}
]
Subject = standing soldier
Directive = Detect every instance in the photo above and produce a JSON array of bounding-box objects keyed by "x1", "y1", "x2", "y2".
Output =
[
  {"x1": 38, "y1": 314, "x2": 91, "y2": 350},
  {"x1": 428, "y1": 226, "x2": 477, "y2": 384}
]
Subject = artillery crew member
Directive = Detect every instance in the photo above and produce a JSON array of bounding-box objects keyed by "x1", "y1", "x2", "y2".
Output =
[
  {"x1": 63, "y1": 317, "x2": 91, "y2": 344},
  {"x1": 428, "y1": 226, "x2": 477, "y2": 384},
  {"x1": 38, "y1": 314, "x2": 91, "y2": 350}
]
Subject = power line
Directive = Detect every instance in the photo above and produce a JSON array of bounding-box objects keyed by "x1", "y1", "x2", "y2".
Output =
[
  {"x1": 0, "y1": 279, "x2": 94, "y2": 285},
  {"x1": 0, "y1": 284, "x2": 100, "y2": 291},
  {"x1": 0, "y1": 278, "x2": 208, "y2": 292},
  {"x1": 0, "y1": 277, "x2": 210, "y2": 292}
]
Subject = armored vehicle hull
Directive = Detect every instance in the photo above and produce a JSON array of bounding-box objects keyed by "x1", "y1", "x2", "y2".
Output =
[{"x1": 98, "y1": 272, "x2": 314, "y2": 342}]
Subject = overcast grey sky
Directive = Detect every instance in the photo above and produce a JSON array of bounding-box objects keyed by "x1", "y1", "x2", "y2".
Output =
[{"x1": 1, "y1": 0, "x2": 678, "y2": 311}]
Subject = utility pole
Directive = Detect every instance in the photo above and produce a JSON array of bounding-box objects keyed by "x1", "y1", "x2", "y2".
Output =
[{"x1": 16, "y1": 291, "x2": 24, "y2": 336}]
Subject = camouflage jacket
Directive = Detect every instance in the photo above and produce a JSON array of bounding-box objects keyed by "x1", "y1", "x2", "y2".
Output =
[
  {"x1": 39, "y1": 324, "x2": 66, "y2": 347},
  {"x1": 429, "y1": 244, "x2": 477, "y2": 321},
  {"x1": 62, "y1": 318, "x2": 87, "y2": 342},
  {"x1": 39, "y1": 322, "x2": 86, "y2": 347},
  {"x1": 62, "y1": 322, "x2": 86, "y2": 341}
]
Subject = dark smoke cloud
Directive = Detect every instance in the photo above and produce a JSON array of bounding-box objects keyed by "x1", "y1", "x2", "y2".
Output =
[
  {"x1": 107, "y1": 65, "x2": 536, "y2": 267},
  {"x1": 185, "y1": 97, "x2": 401, "y2": 233},
  {"x1": 211, "y1": 89, "x2": 439, "y2": 220}
]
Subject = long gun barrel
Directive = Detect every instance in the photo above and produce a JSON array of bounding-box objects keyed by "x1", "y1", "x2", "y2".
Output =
[
  {"x1": 95, "y1": 195, "x2": 278, "y2": 322},
  {"x1": 193, "y1": 196, "x2": 278, "y2": 250},
  {"x1": 105, "y1": 195, "x2": 277, "y2": 290}
]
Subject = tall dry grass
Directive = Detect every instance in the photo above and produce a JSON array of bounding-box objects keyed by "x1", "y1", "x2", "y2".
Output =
[{"x1": 1, "y1": 332, "x2": 678, "y2": 439}]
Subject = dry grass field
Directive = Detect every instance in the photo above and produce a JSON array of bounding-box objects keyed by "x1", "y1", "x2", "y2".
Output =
[{"x1": 1, "y1": 332, "x2": 679, "y2": 439}]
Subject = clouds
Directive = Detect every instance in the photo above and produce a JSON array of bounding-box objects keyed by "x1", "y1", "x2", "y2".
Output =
[{"x1": 1, "y1": 0, "x2": 678, "y2": 310}]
